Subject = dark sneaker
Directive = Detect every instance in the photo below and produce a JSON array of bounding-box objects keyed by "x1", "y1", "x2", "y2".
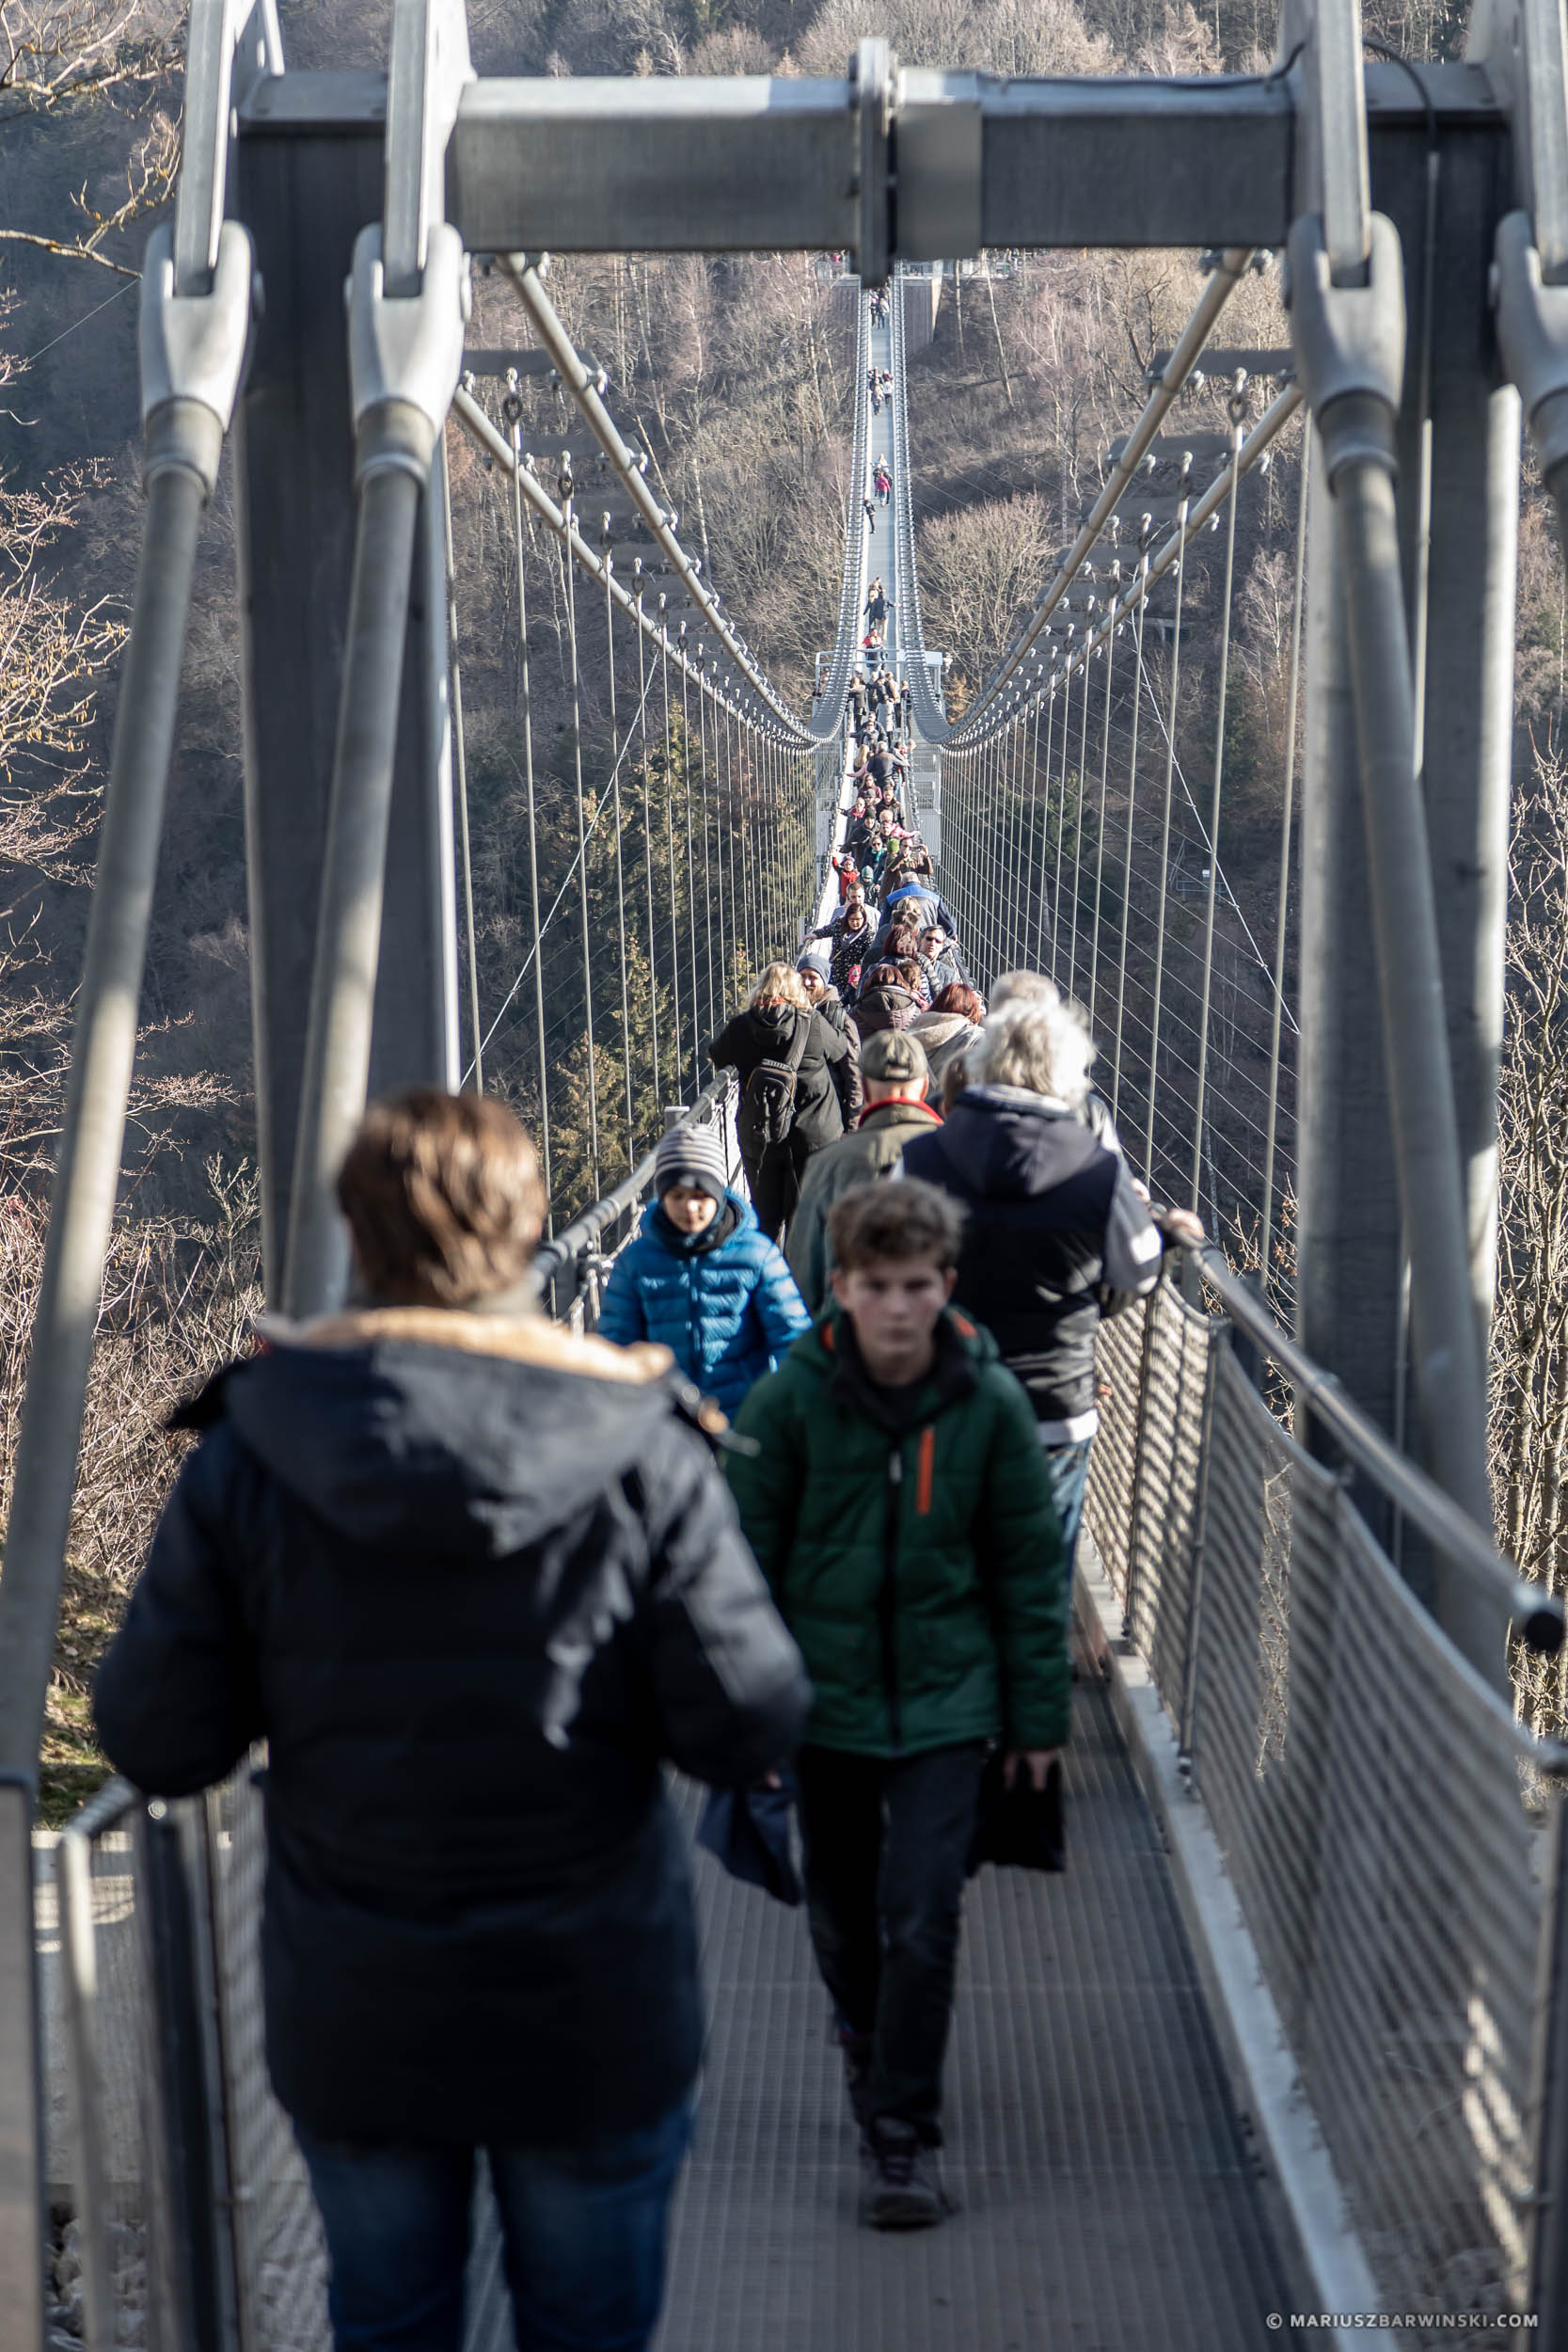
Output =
[{"x1": 861, "y1": 2119, "x2": 947, "y2": 2231}]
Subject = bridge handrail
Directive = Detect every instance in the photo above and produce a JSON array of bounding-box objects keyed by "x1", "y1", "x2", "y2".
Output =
[{"x1": 1189, "y1": 1242, "x2": 1566, "y2": 1659}]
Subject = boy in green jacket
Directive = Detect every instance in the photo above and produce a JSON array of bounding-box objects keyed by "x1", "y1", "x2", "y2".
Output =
[{"x1": 727, "y1": 1179, "x2": 1069, "y2": 2232}]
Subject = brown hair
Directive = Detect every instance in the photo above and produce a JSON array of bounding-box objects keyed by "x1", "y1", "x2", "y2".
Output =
[
  {"x1": 828, "y1": 1177, "x2": 966, "y2": 1273},
  {"x1": 883, "y1": 923, "x2": 920, "y2": 961},
  {"x1": 863, "y1": 961, "x2": 903, "y2": 992},
  {"x1": 894, "y1": 959, "x2": 923, "y2": 994},
  {"x1": 751, "y1": 961, "x2": 810, "y2": 1010},
  {"x1": 933, "y1": 981, "x2": 983, "y2": 1023},
  {"x1": 337, "y1": 1089, "x2": 546, "y2": 1307}
]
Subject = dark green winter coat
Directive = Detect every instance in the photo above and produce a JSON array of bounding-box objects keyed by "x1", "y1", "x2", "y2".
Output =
[{"x1": 727, "y1": 1308, "x2": 1069, "y2": 1757}]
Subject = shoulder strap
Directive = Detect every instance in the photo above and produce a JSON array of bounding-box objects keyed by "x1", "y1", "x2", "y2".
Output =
[{"x1": 784, "y1": 1010, "x2": 812, "y2": 1073}]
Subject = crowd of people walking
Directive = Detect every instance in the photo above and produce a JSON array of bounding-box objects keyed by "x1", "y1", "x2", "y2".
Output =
[{"x1": 92, "y1": 706, "x2": 1201, "y2": 2352}]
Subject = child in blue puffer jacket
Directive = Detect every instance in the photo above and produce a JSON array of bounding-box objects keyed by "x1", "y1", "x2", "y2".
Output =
[{"x1": 597, "y1": 1121, "x2": 811, "y2": 1417}]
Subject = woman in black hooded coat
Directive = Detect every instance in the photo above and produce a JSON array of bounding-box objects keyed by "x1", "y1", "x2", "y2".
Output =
[{"x1": 710, "y1": 962, "x2": 848, "y2": 1241}]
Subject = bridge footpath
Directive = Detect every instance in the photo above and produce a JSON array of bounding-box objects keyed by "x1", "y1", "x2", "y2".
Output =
[{"x1": 655, "y1": 1645, "x2": 1297, "y2": 2352}]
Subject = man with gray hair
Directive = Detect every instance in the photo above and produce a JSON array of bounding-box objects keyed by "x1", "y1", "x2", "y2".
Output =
[
  {"x1": 990, "y1": 969, "x2": 1122, "y2": 1155},
  {"x1": 901, "y1": 993, "x2": 1164, "y2": 1583}
]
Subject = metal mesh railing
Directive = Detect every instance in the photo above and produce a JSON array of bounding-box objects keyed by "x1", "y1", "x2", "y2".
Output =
[
  {"x1": 1085, "y1": 1280, "x2": 1213, "y2": 1705},
  {"x1": 55, "y1": 1786, "x2": 157, "y2": 2352},
  {"x1": 207, "y1": 1764, "x2": 329, "y2": 2351},
  {"x1": 1085, "y1": 1280, "x2": 1563, "y2": 2338}
]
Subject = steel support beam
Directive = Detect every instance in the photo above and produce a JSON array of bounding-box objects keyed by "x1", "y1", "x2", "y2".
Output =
[
  {"x1": 233, "y1": 87, "x2": 457, "y2": 1298},
  {"x1": 1389, "y1": 117, "x2": 1520, "y2": 1358},
  {"x1": 433, "y1": 65, "x2": 1501, "y2": 260}
]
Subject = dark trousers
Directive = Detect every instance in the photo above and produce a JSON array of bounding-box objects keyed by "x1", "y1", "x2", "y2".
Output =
[
  {"x1": 297, "y1": 2102, "x2": 691, "y2": 2352},
  {"x1": 795, "y1": 1741, "x2": 988, "y2": 2145},
  {"x1": 742, "y1": 1128, "x2": 813, "y2": 1242}
]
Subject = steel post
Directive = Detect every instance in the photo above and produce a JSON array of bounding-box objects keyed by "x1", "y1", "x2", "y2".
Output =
[
  {"x1": 233, "y1": 85, "x2": 459, "y2": 1299},
  {"x1": 1413, "y1": 373, "x2": 1520, "y2": 1358},
  {"x1": 1332, "y1": 439, "x2": 1507, "y2": 1677},
  {"x1": 282, "y1": 463, "x2": 426, "y2": 1314},
  {"x1": 135, "y1": 1802, "x2": 231, "y2": 2352},
  {"x1": 1296, "y1": 436, "x2": 1403, "y2": 1548}
]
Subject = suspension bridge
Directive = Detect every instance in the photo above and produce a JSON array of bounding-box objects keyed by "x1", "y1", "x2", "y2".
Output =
[{"x1": 8, "y1": 1, "x2": 1568, "y2": 2345}]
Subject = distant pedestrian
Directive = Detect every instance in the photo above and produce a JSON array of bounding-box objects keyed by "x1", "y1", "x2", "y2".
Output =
[
  {"x1": 829, "y1": 901, "x2": 876, "y2": 999},
  {"x1": 851, "y1": 961, "x2": 920, "y2": 1040},
  {"x1": 798, "y1": 949, "x2": 863, "y2": 1130}
]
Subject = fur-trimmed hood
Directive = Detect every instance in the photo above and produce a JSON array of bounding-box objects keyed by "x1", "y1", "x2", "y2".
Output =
[{"x1": 178, "y1": 1306, "x2": 682, "y2": 1560}]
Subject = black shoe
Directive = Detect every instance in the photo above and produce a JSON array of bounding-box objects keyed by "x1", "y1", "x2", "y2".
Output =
[{"x1": 861, "y1": 2119, "x2": 947, "y2": 2231}]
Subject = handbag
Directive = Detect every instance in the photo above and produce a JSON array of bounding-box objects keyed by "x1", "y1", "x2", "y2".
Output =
[
  {"x1": 966, "y1": 1750, "x2": 1066, "y2": 1877},
  {"x1": 696, "y1": 1774, "x2": 802, "y2": 1905}
]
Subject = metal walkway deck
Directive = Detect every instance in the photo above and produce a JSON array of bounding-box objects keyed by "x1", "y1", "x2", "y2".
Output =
[{"x1": 655, "y1": 1651, "x2": 1295, "y2": 2352}]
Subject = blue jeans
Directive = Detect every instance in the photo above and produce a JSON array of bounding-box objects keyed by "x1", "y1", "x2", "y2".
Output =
[
  {"x1": 1045, "y1": 1438, "x2": 1093, "y2": 1596},
  {"x1": 296, "y1": 2102, "x2": 692, "y2": 2352}
]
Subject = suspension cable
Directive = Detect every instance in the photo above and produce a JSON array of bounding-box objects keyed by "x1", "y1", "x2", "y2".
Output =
[
  {"x1": 1112, "y1": 563, "x2": 1149, "y2": 1120},
  {"x1": 637, "y1": 597, "x2": 659, "y2": 1110},
  {"x1": 1050, "y1": 656, "x2": 1075, "y2": 985},
  {"x1": 1069, "y1": 634, "x2": 1092, "y2": 993},
  {"x1": 1143, "y1": 500, "x2": 1188, "y2": 1189},
  {"x1": 945, "y1": 246, "x2": 1255, "y2": 740},
  {"x1": 664, "y1": 671, "x2": 686, "y2": 1106},
  {"x1": 1030, "y1": 678, "x2": 1056, "y2": 969},
  {"x1": 1088, "y1": 603, "x2": 1117, "y2": 1028},
  {"x1": 683, "y1": 670, "x2": 703, "y2": 1092},
  {"x1": 560, "y1": 476, "x2": 600, "y2": 1196},
  {"x1": 1190, "y1": 402, "x2": 1245, "y2": 1216},
  {"x1": 439, "y1": 441, "x2": 483, "y2": 1092},
  {"x1": 1260, "y1": 423, "x2": 1312, "y2": 1288},
  {"x1": 502, "y1": 407, "x2": 551, "y2": 1221},
  {"x1": 470, "y1": 654, "x2": 656, "y2": 1080},
  {"x1": 604, "y1": 554, "x2": 634, "y2": 1162}
]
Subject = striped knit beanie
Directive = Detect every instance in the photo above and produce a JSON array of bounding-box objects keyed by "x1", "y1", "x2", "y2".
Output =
[{"x1": 653, "y1": 1120, "x2": 731, "y2": 1205}]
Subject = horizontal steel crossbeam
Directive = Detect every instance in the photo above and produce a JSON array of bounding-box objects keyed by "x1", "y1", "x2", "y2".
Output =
[{"x1": 426, "y1": 64, "x2": 1500, "y2": 258}]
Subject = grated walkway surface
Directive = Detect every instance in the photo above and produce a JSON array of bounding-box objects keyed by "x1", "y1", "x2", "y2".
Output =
[{"x1": 654, "y1": 1656, "x2": 1297, "y2": 2352}]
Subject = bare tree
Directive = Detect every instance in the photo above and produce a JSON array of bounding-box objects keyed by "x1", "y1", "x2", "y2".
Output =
[
  {"x1": 0, "y1": 0, "x2": 178, "y2": 119},
  {"x1": 1495, "y1": 744, "x2": 1568, "y2": 1736},
  {"x1": 915, "y1": 491, "x2": 1052, "y2": 691}
]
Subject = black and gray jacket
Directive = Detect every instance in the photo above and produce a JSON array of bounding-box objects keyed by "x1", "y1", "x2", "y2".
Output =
[
  {"x1": 710, "y1": 1004, "x2": 848, "y2": 1153},
  {"x1": 902, "y1": 1085, "x2": 1163, "y2": 1439},
  {"x1": 95, "y1": 1309, "x2": 810, "y2": 2149}
]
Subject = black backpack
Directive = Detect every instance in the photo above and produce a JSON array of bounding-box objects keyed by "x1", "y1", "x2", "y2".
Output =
[{"x1": 736, "y1": 1011, "x2": 812, "y2": 1158}]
